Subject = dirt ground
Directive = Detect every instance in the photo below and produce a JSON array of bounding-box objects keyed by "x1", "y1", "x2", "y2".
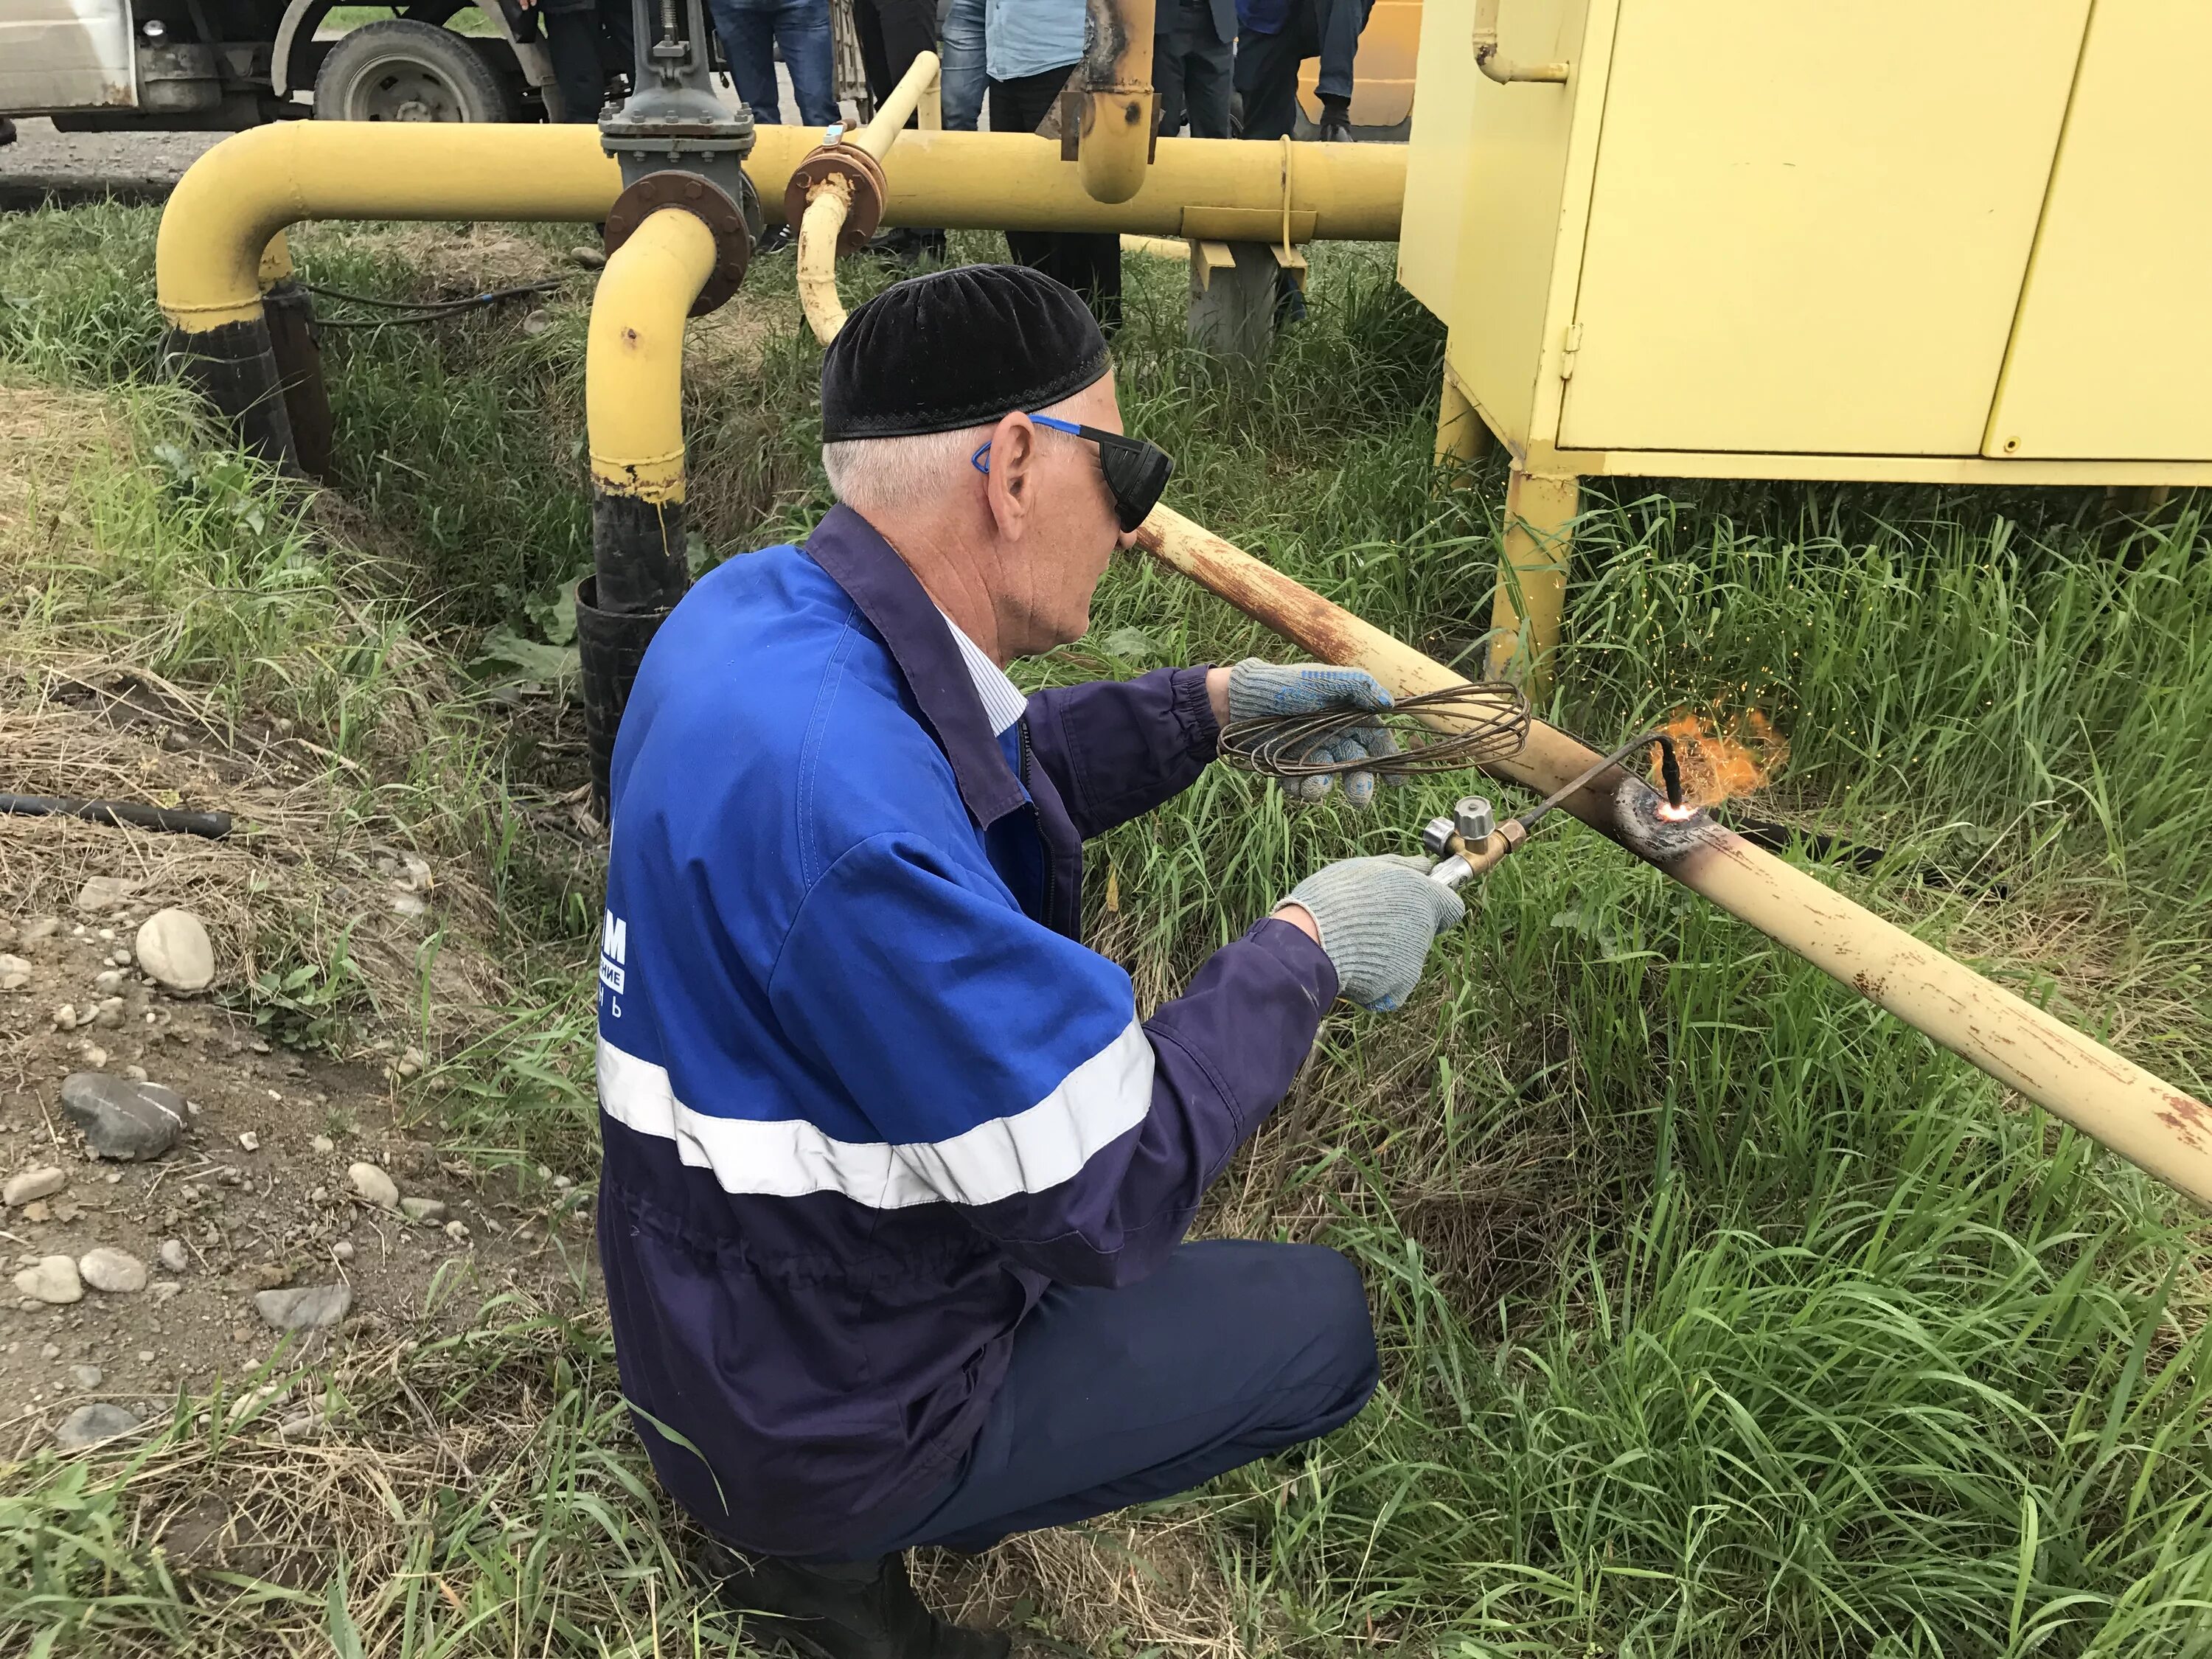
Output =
[{"x1": 0, "y1": 895, "x2": 599, "y2": 1453}]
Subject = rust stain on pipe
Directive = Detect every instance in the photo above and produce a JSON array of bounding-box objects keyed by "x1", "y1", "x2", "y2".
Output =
[{"x1": 1133, "y1": 504, "x2": 2212, "y2": 1206}]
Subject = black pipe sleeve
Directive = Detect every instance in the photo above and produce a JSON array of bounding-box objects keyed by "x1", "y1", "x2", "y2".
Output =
[
  {"x1": 161, "y1": 316, "x2": 301, "y2": 471},
  {"x1": 262, "y1": 279, "x2": 335, "y2": 481},
  {"x1": 592, "y1": 487, "x2": 692, "y2": 616},
  {"x1": 575, "y1": 575, "x2": 674, "y2": 818}
]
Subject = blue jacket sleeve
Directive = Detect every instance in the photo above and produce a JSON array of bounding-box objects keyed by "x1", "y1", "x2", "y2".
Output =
[
  {"x1": 766, "y1": 832, "x2": 1335, "y2": 1289},
  {"x1": 1023, "y1": 666, "x2": 1220, "y2": 841}
]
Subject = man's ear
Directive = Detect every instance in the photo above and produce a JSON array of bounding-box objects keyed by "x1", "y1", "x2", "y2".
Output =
[{"x1": 982, "y1": 410, "x2": 1037, "y2": 543}]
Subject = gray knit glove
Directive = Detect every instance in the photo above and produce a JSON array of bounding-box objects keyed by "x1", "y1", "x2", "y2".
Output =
[
  {"x1": 1281, "y1": 854, "x2": 1465, "y2": 1012},
  {"x1": 1226, "y1": 658, "x2": 1401, "y2": 807}
]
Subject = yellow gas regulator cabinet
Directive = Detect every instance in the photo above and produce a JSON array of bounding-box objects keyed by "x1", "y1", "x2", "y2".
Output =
[{"x1": 1398, "y1": 0, "x2": 2212, "y2": 678}]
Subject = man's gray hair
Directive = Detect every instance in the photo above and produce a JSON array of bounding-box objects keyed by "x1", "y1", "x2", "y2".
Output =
[
  {"x1": 820, "y1": 392, "x2": 1090, "y2": 517},
  {"x1": 821, "y1": 425, "x2": 992, "y2": 517}
]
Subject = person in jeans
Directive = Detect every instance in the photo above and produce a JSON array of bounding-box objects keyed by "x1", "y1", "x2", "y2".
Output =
[
  {"x1": 937, "y1": 0, "x2": 987, "y2": 130},
  {"x1": 986, "y1": 0, "x2": 1121, "y2": 332},
  {"x1": 709, "y1": 0, "x2": 838, "y2": 128},
  {"x1": 852, "y1": 0, "x2": 946, "y2": 261},
  {"x1": 1153, "y1": 0, "x2": 1235, "y2": 138}
]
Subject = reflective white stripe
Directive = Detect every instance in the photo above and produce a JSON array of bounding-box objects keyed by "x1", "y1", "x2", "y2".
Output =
[
  {"x1": 938, "y1": 611, "x2": 1028, "y2": 737},
  {"x1": 597, "y1": 1021, "x2": 1155, "y2": 1208}
]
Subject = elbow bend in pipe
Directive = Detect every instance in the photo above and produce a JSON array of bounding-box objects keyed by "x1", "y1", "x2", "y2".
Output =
[
  {"x1": 586, "y1": 208, "x2": 720, "y2": 503},
  {"x1": 797, "y1": 184, "x2": 856, "y2": 345}
]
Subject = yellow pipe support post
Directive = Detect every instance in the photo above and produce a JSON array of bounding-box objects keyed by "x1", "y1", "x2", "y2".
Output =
[
  {"x1": 1433, "y1": 365, "x2": 1491, "y2": 471},
  {"x1": 1486, "y1": 466, "x2": 1579, "y2": 693},
  {"x1": 157, "y1": 122, "x2": 623, "y2": 467},
  {"x1": 577, "y1": 206, "x2": 721, "y2": 810},
  {"x1": 1078, "y1": 0, "x2": 1158, "y2": 206},
  {"x1": 1131, "y1": 504, "x2": 2212, "y2": 1205}
]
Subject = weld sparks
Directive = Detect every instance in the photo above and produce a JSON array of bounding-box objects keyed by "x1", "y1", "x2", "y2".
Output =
[{"x1": 1647, "y1": 709, "x2": 1790, "y2": 811}]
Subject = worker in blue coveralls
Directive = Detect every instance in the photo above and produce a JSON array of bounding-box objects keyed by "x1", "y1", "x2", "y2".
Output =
[{"x1": 594, "y1": 264, "x2": 1465, "y2": 1658}]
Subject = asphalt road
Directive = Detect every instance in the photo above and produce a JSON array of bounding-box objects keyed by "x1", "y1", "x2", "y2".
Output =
[{"x1": 0, "y1": 117, "x2": 225, "y2": 208}]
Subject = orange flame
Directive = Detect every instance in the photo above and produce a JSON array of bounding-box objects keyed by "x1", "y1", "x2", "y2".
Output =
[{"x1": 1649, "y1": 708, "x2": 1789, "y2": 812}]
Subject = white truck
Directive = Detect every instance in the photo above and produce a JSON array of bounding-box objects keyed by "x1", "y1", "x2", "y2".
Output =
[{"x1": 0, "y1": 0, "x2": 567, "y2": 129}]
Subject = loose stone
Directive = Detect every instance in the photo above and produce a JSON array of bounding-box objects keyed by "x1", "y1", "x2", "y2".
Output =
[
  {"x1": 136, "y1": 909, "x2": 215, "y2": 994},
  {"x1": 14, "y1": 1256, "x2": 84, "y2": 1304},
  {"x1": 347, "y1": 1162, "x2": 399, "y2": 1208},
  {"x1": 60, "y1": 1073, "x2": 185, "y2": 1161},
  {"x1": 253, "y1": 1282, "x2": 352, "y2": 1332},
  {"x1": 55, "y1": 1402, "x2": 140, "y2": 1450},
  {"x1": 80, "y1": 1248, "x2": 149, "y2": 1293},
  {"x1": 4, "y1": 1165, "x2": 66, "y2": 1206}
]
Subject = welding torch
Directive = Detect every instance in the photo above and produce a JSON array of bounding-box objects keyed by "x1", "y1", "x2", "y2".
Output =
[{"x1": 1420, "y1": 731, "x2": 1686, "y2": 890}]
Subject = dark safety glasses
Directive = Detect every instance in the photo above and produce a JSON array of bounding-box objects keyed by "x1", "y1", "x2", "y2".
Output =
[{"x1": 969, "y1": 414, "x2": 1175, "y2": 534}]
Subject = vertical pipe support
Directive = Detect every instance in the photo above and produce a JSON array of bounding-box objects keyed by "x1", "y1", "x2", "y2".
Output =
[
  {"x1": 578, "y1": 205, "x2": 721, "y2": 815},
  {"x1": 1077, "y1": 0, "x2": 1158, "y2": 205},
  {"x1": 1488, "y1": 466, "x2": 1579, "y2": 695},
  {"x1": 1434, "y1": 365, "x2": 1492, "y2": 472}
]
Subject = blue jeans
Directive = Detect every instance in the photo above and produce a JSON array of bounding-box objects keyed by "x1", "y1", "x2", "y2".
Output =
[
  {"x1": 938, "y1": 0, "x2": 986, "y2": 131},
  {"x1": 835, "y1": 1241, "x2": 1379, "y2": 1557},
  {"x1": 709, "y1": 0, "x2": 837, "y2": 126}
]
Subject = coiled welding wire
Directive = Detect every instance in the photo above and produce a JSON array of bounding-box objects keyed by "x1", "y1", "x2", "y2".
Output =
[{"x1": 1218, "y1": 681, "x2": 1531, "y2": 779}]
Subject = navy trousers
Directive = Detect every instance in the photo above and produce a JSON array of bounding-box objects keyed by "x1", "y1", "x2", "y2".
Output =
[{"x1": 839, "y1": 1241, "x2": 1379, "y2": 1557}]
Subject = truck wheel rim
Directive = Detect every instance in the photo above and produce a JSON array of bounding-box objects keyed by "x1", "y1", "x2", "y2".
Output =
[{"x1": 341, "y1": 55, "x2": 467, "y2": 121}]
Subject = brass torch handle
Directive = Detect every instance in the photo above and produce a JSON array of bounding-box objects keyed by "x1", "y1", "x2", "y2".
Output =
[{"x1": 1430, "y1": 820, "x2": 1529, "y2": 888}]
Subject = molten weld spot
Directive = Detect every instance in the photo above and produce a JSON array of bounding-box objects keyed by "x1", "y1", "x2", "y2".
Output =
[{"x1": 1655, "y1": 803, "x2": 1697, "y2": 821}]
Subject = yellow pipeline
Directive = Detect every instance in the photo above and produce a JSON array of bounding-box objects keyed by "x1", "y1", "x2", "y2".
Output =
[
  {"x1": 587, "y1": 207, "x2": 720, "y2": 502},
  {"x1": 852, "y1": 49, "x2": 939, "y2": 158},
  {"x1": 157, "y1": 122, "x2": 622, "y2": 332},
  {"x1": 1077, "y1": 0, "x2": 1158, "y2": 205},
  {"x1": 157, "y1": 122, "x2": 1401, "y2": 334},
  {"x1": 855, "y1": 130, "x2": 1402, "y2": 240},
  {"x1": 1132, "y1": 505, "x2": 2212, "y2": 1206}
]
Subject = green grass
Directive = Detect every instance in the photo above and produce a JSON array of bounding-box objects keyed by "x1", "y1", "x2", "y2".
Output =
[
  {"x1": 3, "y1": 204, "x2": 2211, "y2": 1657},
  {"x1": 320, "y1": 5, "x2": 498, "y2": 36}
]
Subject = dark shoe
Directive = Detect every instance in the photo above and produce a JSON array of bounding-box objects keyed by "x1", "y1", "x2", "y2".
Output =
[
  {"x1": 754, "y1": 223, "x2": 795, "y2": 257},
  {"x1": 698, "y1": 1539, "x2": 1010, "y2": 1659},
  {"x1": 863, "y1": 227, "x2": 948, "y2": 269},
  {"x1": 1318, "y1": 98, "x2": 1353, "y2": 143}
]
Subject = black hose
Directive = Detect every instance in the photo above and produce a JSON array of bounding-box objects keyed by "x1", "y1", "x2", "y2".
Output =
[{"x1": 0, "y1": 794, "x2": 232, "y2": 839}]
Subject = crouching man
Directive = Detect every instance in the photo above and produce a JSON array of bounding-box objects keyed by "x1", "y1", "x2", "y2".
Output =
[{"x1": 595, "y1": 265, "x2": 1464, "y2": 1657}]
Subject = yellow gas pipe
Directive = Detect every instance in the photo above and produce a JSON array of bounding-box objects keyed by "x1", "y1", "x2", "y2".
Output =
[
  {"x1": 1077, "y1": 0, "x2": 1158, "y2": 205},
  {"x1": 1131, "y1": 504, "x2": 2212, "y2": 1206},
  {"x1": 796, "y1": 52, "x2": 943, "y2": 344}
]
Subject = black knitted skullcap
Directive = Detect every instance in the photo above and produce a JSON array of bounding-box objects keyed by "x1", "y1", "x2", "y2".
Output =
[{"x1": 821, "y1": 264, "x2": 1110, "y2": 442}]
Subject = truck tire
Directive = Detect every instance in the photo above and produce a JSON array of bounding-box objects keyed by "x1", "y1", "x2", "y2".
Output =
[{"x1": 313, "y1": 18, "x2": 518, "y2": 122}]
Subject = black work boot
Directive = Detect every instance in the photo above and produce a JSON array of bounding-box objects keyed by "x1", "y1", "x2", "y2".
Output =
[
  {"x1": 698, "y1": 1538, "x2": 1011, "y2": 1659},
  {"x1": 1318, "y1": 96, "x2": 1353, "y2": 142}
]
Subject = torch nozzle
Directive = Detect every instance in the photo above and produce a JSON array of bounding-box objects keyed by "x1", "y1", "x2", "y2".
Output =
[{"x1": 1655, "y1": 734, "x2": 1684, "y2": 812}]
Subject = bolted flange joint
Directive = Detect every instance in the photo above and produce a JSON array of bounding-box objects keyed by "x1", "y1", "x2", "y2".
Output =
[
  {"x1": 602, "y1": 170, "x2": 755, "y2": 316},
  {"x1": 782, "y1": 142, "x2": 890, "y2": 256}
]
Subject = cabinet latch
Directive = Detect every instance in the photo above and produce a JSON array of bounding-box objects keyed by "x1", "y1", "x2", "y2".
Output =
[{"x1": 1559, "y1": 322, "x2": 1584, "y2": 381}]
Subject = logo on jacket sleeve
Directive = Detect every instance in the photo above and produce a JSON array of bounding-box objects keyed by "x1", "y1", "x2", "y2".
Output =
[{"x1": 599, "y1": 911, "x2": 627, "y2": 999}]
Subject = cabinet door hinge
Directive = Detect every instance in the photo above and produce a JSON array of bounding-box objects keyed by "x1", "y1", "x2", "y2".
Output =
[{"x1": 1559, "y1": 322, "x2": 1584, "y2": 381}]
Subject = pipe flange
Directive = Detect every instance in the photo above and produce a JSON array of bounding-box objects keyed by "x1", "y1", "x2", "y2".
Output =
[
  {"x1": 781, "y1": 142, "x2": 888, "y2": 254},
  {"x1": 602, "y1": 170, "x2": 754, "y2": 317}
]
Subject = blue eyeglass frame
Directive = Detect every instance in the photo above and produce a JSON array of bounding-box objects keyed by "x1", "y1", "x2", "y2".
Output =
[{"x1": 968, "y1": 414, "x2": 1175, "y2": 533}]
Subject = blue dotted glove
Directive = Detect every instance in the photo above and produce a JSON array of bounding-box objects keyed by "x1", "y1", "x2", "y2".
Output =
[{"x1": 1226, "y1": 659, "x2": 1401, "y2": 807}]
